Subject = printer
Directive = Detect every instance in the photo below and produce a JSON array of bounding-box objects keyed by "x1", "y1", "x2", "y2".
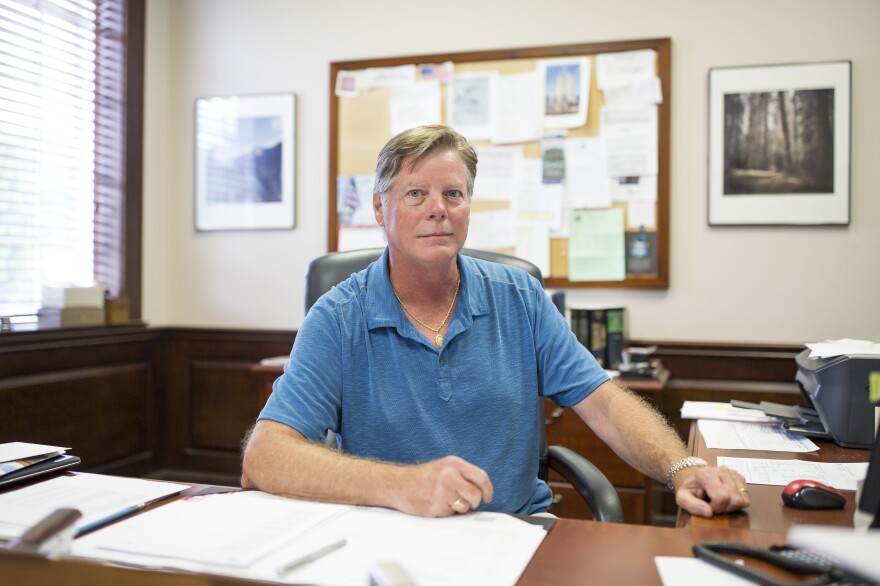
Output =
[{"x1": 791, "y1": 349, "x2": 880, "y2": 449}]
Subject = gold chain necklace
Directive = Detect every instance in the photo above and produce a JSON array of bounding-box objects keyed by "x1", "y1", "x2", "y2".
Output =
[{"x1": 393, "y1": 275, "x2": 460, "y2": 350}]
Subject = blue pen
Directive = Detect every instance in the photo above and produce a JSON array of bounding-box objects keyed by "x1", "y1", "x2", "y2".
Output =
[{"x1": 75, "y1": 503, "x2": 143, "y2": 536}]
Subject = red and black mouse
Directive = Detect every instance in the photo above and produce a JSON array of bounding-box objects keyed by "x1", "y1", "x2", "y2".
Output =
[{"x1": 781, "y1": 479, "x2": 846, "y2": 510}]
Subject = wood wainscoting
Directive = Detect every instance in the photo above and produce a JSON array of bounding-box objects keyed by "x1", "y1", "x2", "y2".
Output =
[{"x1": 0, "y1": 327, "x2": 804, "y2": 519}]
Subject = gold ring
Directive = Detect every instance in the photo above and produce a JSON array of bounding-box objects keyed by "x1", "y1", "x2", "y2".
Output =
[
  {"x1": 738, "y1": 487, "x2": 748, "y2": 493},
  {"x1": 450, "y1": 497, "x2": 468, "y2": 513}
]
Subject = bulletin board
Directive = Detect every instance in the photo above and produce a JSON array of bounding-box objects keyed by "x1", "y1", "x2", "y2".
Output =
[{"x1": 328, "y1": 38, "x2": 670, "y2": 289}]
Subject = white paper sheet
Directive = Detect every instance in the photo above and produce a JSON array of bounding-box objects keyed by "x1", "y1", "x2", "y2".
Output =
[
  {"x1": 603, "y1": 77, "x2": 663, "y2": 106},
  {"x1": 0, "y1": 441, "x2": 68, "y2": 462},
  {"x1": 491, "y1": 71, "x2": 542, "y2": 145},
  {"x1": 805, "y1": 339, "x2": 880, "y2": 358},
  {"x1": 472, "y1": 146, "x2": 522, "y2": 201},
  {"x1": 360, "y1": 65, "x2": 416, "y2": 89},
  {"x1": 337, "y1": 226, "x2": 386, "y2": 251},
  {"x1": 680, "y1": 401, "x2": 780, "y2": 423},
  {"x1": 596, "y1": 49, "x2": 656, "y2": 91},
  {"x1": 515, "y1": 222, "x2": 550, "y2": 277},
  {"x1": 0, "y1": 473, "x2": 187, "y2": 539},
  {"x1": 717, "y1": 457, "x2": 868, "y2": 491},
  {"x1": 563, "y1": 137, "x2": 610, "y2": 209},
  {"x1": 389, "y1": 80, "x2": 441, "y2": 136},
  {"x1": 72, "y1": 491, "x2": 546, "y2": 586},
  {"x1": 655, "y1": 556, "x2": 755, "y2": 586},
  {"x1": 600, "y1": 105, "x2": 658, "y2": 177},
  {"x1": 698, "y1": 420, "x2": 819, "y2": 452},
  {"x1": 466, "y1": 208, "x2": 516, "y2": 250},
  {"x1": 73, "y1": 491, "x2": 347, "y2": 568},
  {"x1": 448, "y1": 71, "x2": 495, "y2": 140},
  {"x1": 627, "y1": 201, "x2": 656, "y2": 229},
  {"x1": 610, "y1": 174, "x2": 657, "y2": 203}
]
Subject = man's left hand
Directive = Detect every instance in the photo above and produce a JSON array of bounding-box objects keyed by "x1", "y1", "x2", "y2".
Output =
[{"x1": 675, "y1": 465, "x2": 750, "y2": 517}]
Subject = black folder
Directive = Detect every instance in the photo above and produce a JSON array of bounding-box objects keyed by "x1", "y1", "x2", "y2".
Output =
[{"x1": 0, "y1": 454, "x2": 81, "y2": 489}]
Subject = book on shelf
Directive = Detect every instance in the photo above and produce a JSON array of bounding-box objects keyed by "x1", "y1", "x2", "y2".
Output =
[{"x1": 569, "y1": 306, "x2": 628, "y2": 369}]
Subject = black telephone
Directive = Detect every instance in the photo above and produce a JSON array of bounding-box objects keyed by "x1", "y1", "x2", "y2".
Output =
[{"x1": 692, "y1": 542, "x2": 873, "y2": 586}]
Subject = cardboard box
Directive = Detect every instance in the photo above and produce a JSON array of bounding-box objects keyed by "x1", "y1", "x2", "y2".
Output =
[
  {"x1": 42, "y1": 285, "x2": 105, "y2": 309},
  {"x1": 104, "y1": 297, "x2": 130, "y2": 325},
  {"x1": 39, "y1": 308, "x2": 106, "y2": 328}
]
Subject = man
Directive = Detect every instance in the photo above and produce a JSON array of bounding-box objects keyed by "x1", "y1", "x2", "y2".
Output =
[{"x1": 242, "y1": 125, "x2": 749, "y2": 518}]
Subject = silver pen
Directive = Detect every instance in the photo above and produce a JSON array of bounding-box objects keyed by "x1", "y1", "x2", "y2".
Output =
[{"x1": 276, "y1": 538, "x2": 347, "y2": 577}]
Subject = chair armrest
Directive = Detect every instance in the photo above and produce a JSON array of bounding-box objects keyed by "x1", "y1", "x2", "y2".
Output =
[{"x1": 546, "y1": 445, "x2": 624, "y2": 523}]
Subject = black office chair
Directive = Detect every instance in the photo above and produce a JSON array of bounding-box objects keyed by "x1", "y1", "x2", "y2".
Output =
[{"x1": 304, "y1": 247, "x2": 624, "y2": 522}]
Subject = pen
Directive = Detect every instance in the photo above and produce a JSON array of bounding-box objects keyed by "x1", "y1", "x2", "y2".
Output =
[
  {"x1": 276, "y1": 538, "x2": 347, "y2": 577},
  {"x1": 75, "y1": 503, "x2": 143, "y2": 536}
]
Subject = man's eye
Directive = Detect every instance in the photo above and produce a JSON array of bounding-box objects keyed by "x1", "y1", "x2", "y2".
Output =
[
  {"x1": 406, "y1": 190, "x2": 421, "y2": 197},
  {"x1": 447, "y1": 190, "x2": 463, "y2": 198}
]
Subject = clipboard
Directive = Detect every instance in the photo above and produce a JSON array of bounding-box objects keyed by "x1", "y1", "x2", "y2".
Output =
[{"x1": 0, "y1": 454, "x2": 81, "y2": 490}]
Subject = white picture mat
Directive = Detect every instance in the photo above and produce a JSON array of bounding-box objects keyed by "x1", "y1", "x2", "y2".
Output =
[
  {"x1": 707, "y1": 61, "x2": 850, "y2": 225},
  {"x1": 195, "y1": 93, "x2": 296, "y2": 231}
]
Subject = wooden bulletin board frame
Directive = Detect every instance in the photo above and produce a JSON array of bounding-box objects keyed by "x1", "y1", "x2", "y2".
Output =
[{"x1": 328, "y1": 37, "x2": 670, "y2": 289}]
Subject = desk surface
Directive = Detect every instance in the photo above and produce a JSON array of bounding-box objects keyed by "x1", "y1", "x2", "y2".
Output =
[
  {"x1": 679, "y1": 420, "x2": 870, "y2": 532},
  {"x1": 1, "y1": 516, "x2": 784, "y2": 586}
]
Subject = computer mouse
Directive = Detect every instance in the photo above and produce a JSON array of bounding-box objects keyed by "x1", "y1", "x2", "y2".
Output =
[{"x1": 781, "y1": 479, "x2": 846, "y2": 509}]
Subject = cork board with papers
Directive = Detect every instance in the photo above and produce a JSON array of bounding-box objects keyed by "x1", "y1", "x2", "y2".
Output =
[{"x1": 329, "y1": 38, "x2": 670, "y2": 289}]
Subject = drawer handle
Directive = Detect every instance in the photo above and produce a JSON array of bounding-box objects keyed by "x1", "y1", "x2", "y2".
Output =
[
  {"x1": 547, "y1": 493, "x2": 564, "y2": 511},
  {"x1": 545, "y1": 407, "x2": 564, "y2": 426}
]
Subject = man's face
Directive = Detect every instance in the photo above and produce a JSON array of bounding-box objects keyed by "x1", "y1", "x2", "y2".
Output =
[{"x1": 373, "y1": 149, "x2": 470, "y2": 267}]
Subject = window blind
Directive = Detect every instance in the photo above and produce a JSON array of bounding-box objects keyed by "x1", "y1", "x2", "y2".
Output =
[{"x1": 0, "y1": 0, "x2": 127, "y2": 316}]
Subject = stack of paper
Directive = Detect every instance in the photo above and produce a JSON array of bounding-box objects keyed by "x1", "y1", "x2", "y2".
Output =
[
  {"x1": 0, "y1": 441, "x2": 83, "y2": 489},
  {"x1": 680, "y1": 401, "x2": 779, "y2": 423},
  {"x1": 0, "y1": 442, "x2": 69, "y2": 477},
  {"x1": 72, "y1": 490, "x2": 547, "y2": 586},
  {"x1": 0, "y1": 473, "x2": 188, "y2": 539},
  {"x1": 805, "y1": 339, "x2": 880, "y2": 358},
  {"x1": 698, "y1": 420, "x2": 819, "y2": 452}
]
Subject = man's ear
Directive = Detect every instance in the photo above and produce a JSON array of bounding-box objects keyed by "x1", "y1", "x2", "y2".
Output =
[{"x1": 373, "y1": 193, "x2": 383, "y2": 226}]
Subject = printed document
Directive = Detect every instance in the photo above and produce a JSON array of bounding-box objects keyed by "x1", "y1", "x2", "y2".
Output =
[
  {"x1": 72, "y1": 490, "x2": 546, "y2": 586},
  {"x1": 0, "y1": 473, "x2": 187, "y2": 539},
  {"x1": 698, "y1": 420, "x2": 819, "y2": 452},
  {"x1": 717, "y1": 457, "x2": 868, "y2": 491},
  {"x1": 680, "y1": 401, "x2": 779, "y2": 423}
]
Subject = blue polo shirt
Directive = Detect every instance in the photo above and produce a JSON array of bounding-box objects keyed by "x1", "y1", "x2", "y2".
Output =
[{"x1": 259, "y1": 248, "x2": 609, "y2": 514}]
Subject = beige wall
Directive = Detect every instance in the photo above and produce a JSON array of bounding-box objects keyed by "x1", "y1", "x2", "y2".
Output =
[{"x1": 142, "y1": 0, "x2": 880, "y2": 344}]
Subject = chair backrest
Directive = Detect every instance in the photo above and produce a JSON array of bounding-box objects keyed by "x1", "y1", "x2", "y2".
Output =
[
  {"x1": 303, "y1": 247, "x2": 551, "y2": 480},
  {"x1": 305, "y1": 247, "x2": 543, "y2": 313}
]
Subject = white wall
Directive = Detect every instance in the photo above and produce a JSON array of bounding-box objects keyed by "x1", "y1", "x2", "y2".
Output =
[{"x1": 142, "y1": 0, "x2": 880, "y2": 344}]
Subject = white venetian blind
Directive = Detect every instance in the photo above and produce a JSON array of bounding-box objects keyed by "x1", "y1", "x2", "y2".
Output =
[{"x1": 0, "y1": 0, "x2": 126, "y2": 316}]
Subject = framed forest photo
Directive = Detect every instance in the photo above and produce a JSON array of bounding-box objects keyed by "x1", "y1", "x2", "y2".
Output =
[{"x1": 708, "y1": 61, "x2": 851, "y2": 226}]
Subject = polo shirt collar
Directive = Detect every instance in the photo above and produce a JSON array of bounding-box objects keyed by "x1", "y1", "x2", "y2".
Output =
[{"x1": 363, "y1": 248, "x2": 489, "y2": 333}]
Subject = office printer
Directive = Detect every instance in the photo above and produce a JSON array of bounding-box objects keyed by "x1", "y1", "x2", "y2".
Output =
[
  {"x1": 791, "y1": 349, "x2": 880, "y2": 448},
  {"x1": 736, "y1": 350, "x2": 880, "y2": 448}
]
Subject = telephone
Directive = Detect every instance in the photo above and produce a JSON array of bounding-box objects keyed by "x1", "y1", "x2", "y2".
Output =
[{"x1": 692, "y1": 541, "x2": 873, "y2": 586}]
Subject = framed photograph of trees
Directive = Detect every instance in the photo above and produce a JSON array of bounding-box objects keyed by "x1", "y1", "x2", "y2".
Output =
[{"x1": 708, "y1": 62, "x2": 851, "y2": 226}]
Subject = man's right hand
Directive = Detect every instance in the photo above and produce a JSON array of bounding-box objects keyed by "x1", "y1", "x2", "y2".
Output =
[{"x1": 391, "y1": 455, "x2": 493, "y2": 517}]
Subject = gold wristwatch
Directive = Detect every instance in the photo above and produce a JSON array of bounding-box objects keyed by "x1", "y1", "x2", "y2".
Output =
[{"x1": 666, "y1": 456, "x2": 708, "y2": 490}]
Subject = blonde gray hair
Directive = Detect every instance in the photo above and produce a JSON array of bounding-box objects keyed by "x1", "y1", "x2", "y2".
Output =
[{"x1": 373, "y1": 125, "x2": 478, "y2": 201}]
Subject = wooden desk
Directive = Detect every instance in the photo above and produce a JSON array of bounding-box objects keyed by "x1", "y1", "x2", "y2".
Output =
[
  {"x1": 678, "y1": 420, "x2": 870, "y2": 532},
  {"x1": 0, "y1": 514, "x2": 784, "y2": 586}
]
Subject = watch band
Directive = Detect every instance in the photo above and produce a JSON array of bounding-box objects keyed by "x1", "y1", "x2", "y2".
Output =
[{"x1": 666, "y1": 456, "x2": 708, "y2": 490}]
